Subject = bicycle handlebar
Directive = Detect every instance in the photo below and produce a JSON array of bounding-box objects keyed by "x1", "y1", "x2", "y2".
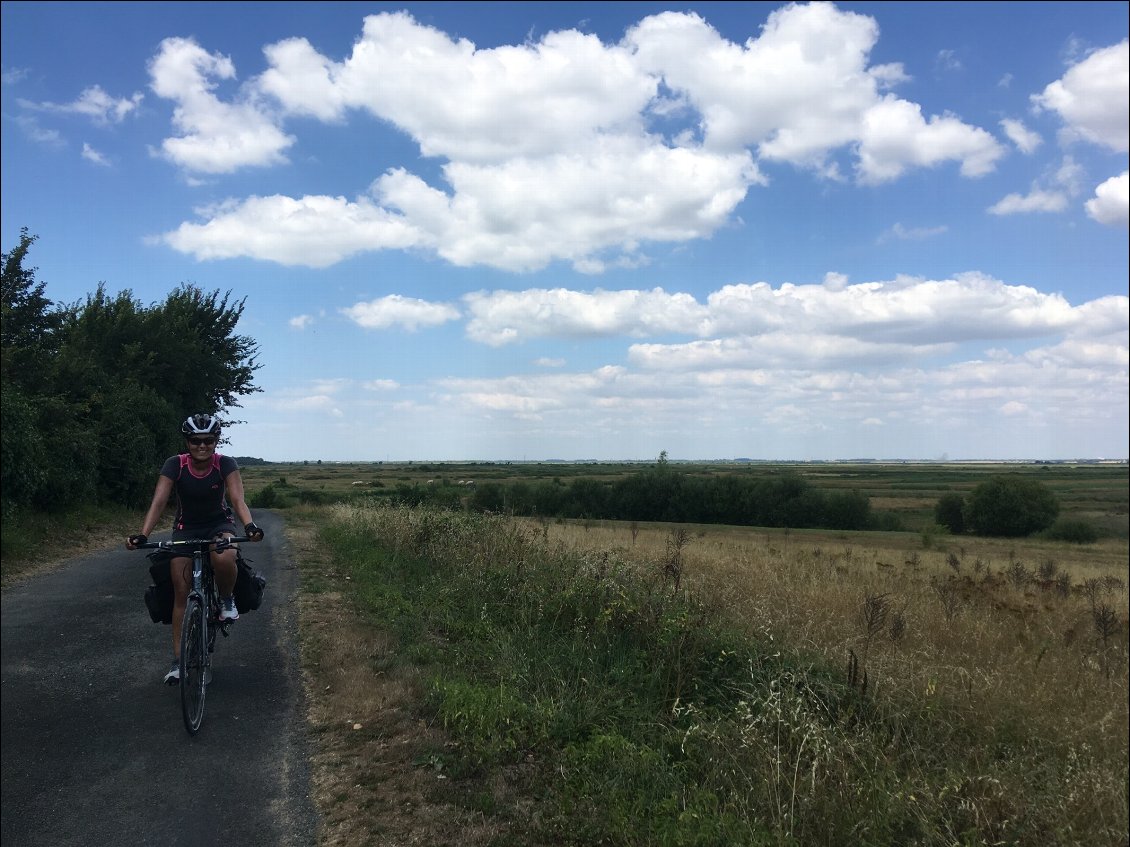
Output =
[{"x1": 134, "y1": 536, "x2": 254, "y2": 551}]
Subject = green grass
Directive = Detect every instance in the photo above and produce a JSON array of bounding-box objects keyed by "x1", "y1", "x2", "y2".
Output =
[
  {"x1": 316, "y1": 502, "x2": 1129, "y2": 846},
  {"x1": 0, "y1": 502, "x2": 139, "y2": 583}
]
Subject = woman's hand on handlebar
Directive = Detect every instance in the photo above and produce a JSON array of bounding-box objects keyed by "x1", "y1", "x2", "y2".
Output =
[
  {"x1": 244, "y1": 522, "x2": 265, "y2": 542},
  {"x1": 126, "y1": 534, "x2": 148, "y2": 550}
]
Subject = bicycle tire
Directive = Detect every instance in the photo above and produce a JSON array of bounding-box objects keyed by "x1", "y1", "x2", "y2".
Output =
[
  {"x1": 198, "y1": 561, "x2": 221, "y2": 653},
  {"x1": 207, "y1": 592, "x2": 219, "y2": 653},
  {"x1": 180, "y1": 596, "x2": 207, "y2": 735}
]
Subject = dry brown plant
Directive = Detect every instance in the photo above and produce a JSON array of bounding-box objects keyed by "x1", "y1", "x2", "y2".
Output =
[{"x1": 519, "y1": 518, "x2": 1130, "y2": 765}]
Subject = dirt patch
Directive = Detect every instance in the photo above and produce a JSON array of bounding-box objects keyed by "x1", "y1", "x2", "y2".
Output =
[{"x1": 287, "y1": 517, "x2": 526, "y2": 846}]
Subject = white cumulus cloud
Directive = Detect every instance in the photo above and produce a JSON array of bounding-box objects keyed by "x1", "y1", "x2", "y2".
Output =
[
  {"x1": 20, "y1": 84, "x2": 143, "y2": 125},
  {"x1": 1032, "y1": 39, "x2": 1129, "y2": 152},
  {"x1": 459, "y1": 273, "x2": 1112, "y2": 348},
  {"x1": 988, "y1": 189, "x2": 1069, "y2": 215},
  {"x1": 81, "y1": 142, "x2": 110, "y2": 166},
  {"x1": 153, "y1": 4, "x2": 1008, "y2": 270},
  {"x1": 1085, "y1": 171, "x2": 1130, "y2": 226},
  {"x1": 149, "y1": 37, "x2": 294, "y2": 173},
  {"x1": 855, "y1": 96, "x2": 1003, "y2": 184},
  {"x1": 463, "y1": 287, "x2": 708, "y2": 345},
  {"x1": 342, "y1": 295, "x2": 461, "y2": 331},
  {"x1": 160, "y1": 193, "x2": 426, "y2": 267},
  {"x1": 1000, "y1": 118, "x2": 1042, "y2": 153}
]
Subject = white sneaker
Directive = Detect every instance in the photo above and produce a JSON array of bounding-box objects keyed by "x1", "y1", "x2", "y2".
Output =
[
  {"x1": 219, "y1": 595, "x2": 239, "y2": 621},
  {"x1": 163, "y1": 660, "x2": 180, "y2": 685}
]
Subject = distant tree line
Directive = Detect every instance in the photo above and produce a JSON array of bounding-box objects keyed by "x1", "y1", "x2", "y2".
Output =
[
  {"x1": 388, "y1": 452, "x2": 883, "y2": 532},
  {"x1": 232, "y1": 456, "x2": 270, "y2": 466},
  {"x1": 383, "y1": 457, "x2": 1090, "y2": 541},
  {"x1": 1, "y1": 229, "x2": 260, "y2": 517},
  {"x1": 387, "y1": 465, "x2": 1082, "y2": 540}
]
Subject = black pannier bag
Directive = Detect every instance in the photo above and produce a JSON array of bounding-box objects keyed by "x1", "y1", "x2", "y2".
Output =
[
  {"x1": 144, "y1": 551, "x2": 174, "y2": 624},
  {"x1": 233, "y1": 551, "x2": 266, "y2": 614}
]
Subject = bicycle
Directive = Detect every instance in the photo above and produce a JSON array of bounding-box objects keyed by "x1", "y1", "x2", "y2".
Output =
[{"x1": 134, "y1": 535, "x2": 252, "y2": 735}]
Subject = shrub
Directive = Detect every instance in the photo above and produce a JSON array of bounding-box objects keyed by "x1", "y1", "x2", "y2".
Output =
[
  {"x1": 964, "y1": 475, "x2": 1059, "y2": 537},
  {"x1": 1043, "y1": 519, "x2": 1100, "y2": 544},
  {"x1": 934, "y1": 492, "x2": 966, "y2": 534},
  {"x1": 920, "y1": 523, "x2": 949, "y2": 549},
  {"x1": 250, "y1": 483, "x2": 284, "y2": 508},
  {"x1": 297, "y1": 488, "x2": 331, "y2": 506}
]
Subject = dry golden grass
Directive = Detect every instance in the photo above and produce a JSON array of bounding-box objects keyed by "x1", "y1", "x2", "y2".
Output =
[
  {"x1": 524, "y1": 518, "x2": 1130, "y2": 758},
  {"x1": 868, "y1": 495, "x2": 937, "y2": 511},
  {"x1": 290, "y1": 504, "x2": 1127, "y2": 844}
]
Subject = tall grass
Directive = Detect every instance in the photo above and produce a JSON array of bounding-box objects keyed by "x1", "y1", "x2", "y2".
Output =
[{"x1": 319, "y1": 502, "x2": 1128, "y2": 846}]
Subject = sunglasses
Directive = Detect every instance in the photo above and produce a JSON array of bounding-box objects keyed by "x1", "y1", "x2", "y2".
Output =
[{"x1": 188, "y1": 437, "x2": 217, "y2": 447}]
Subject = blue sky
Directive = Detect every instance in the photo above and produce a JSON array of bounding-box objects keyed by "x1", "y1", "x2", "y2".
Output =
[{"x1": 2, "y1": 1, "x2": 1127, "y2": 462}]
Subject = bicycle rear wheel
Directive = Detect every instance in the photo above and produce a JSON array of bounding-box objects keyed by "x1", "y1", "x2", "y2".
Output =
[{"x1": 180, "y1": 596, "x2": 207, "y2": 735}]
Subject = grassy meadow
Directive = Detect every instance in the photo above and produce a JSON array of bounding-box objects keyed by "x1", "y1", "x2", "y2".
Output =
[
  {"x1": 280, "y1": 461, "x2": 1128, "y2": 845},
  {"x1": 3, "y1": 460, "x2": 1123, "y2": 842},
  {"x1": 241, "y1": 459, "x2": 1129, "y2": 538}
]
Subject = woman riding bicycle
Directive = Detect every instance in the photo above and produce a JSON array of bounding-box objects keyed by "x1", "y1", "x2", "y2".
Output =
[{"x1": 126, "y1": 414, "x2": 264, "y2": 683}]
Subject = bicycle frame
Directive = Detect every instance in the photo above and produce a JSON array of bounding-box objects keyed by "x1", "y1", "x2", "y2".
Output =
[
  {"x1": 185, "y1": 543, "x2": 224, "y2": 660},
  {"x1": 137, "y1": 535, "x2": 251, "y2": 735}
]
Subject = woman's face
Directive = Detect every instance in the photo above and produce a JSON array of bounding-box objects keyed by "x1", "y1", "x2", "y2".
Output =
[{"x1": 186, "y1": 435, "x2": 217, "y2": 457}]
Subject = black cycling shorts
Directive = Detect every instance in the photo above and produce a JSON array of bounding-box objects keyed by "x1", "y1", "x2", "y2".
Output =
[{"x1": 171, "y1": 522, "x2": 237, "y2": 544}]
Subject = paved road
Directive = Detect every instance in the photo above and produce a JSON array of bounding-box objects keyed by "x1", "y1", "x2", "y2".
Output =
[{"x1": 1, "y1": 510, "x2": 320, "y2": 846}]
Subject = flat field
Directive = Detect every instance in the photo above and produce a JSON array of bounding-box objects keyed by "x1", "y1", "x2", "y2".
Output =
[
  {"x1": 240, "y1": 459, "x2": 1129, "y2": 538},
  {"x1": 294, "y1": 489, "x2": 1129, "y2": 846}
]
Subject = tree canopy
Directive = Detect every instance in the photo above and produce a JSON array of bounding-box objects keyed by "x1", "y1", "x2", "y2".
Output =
[
  {"x1": 1, "y1": 230, "x2": 261, "y2": 515},
  {"x1": 964, "y1": 475, "x2": 1060, "y2": 537}
]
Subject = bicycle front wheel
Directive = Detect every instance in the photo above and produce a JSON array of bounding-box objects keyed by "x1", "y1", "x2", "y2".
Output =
[{"x1": 180, "y1": 596, "x2": 207, "y2": 735}]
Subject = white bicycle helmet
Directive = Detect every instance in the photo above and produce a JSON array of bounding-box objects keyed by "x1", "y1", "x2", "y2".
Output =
[{"x1": 181, "y1": 413, "x2": 221, "y2": 437}]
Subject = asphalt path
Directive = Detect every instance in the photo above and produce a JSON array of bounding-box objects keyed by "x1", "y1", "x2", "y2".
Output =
[{"x1": 1, "y1": 510, "x2": 320, "y2": 846}]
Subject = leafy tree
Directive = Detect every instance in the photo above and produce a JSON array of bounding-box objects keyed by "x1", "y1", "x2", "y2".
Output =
[
  {"x1": 761, "y1": 474, "x2": 810, "y2": 526},
  {"x1": 632, "y1": 451, "x2": 686, "y2": 522},
  {"x1": 152, "y1": 285, "x2": 261, "y2": 413},
  {"x1": 505, "y1": 480, "x2": 533, "y2": 515},
  {"x1": 0, "y1": 384, "x2": 48, "y2": 514},
  {"x1": 531, "y1": 478, "x2": 568, "y2": 516},
  {"x1": 48, "y1": 284, "x2": 259, "y2": 506},
  {"x1": 56, "y1": 283, "x2": 260, "y2": 422},
  {"x1": 1, "y1": 228, "x2": 60, "y2": 387},
  {"x1": 934, "y1": 492, "x2": 966, "y2": 534},
  {"x1": 2, "y1": 229, "x2": 66, "y2": 515},
  {"x1": 469, "y1": 482, "x2": 506, "y2": 513},
  {"x1": 91, "y1": 383, "x2": 177, "y2": 506},
  {"x1": 823, "y1": 490, "x2": 874, "y2": 531},
  {"x1": 567, "y1": 477, "x2": 613, "y2": 519},
  {"x1": 964, "y1": 475, "x2": 1059, "y2": 538},
  {"x1": 1, "y1": 230, "x2": 262, "y2": 514}
]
